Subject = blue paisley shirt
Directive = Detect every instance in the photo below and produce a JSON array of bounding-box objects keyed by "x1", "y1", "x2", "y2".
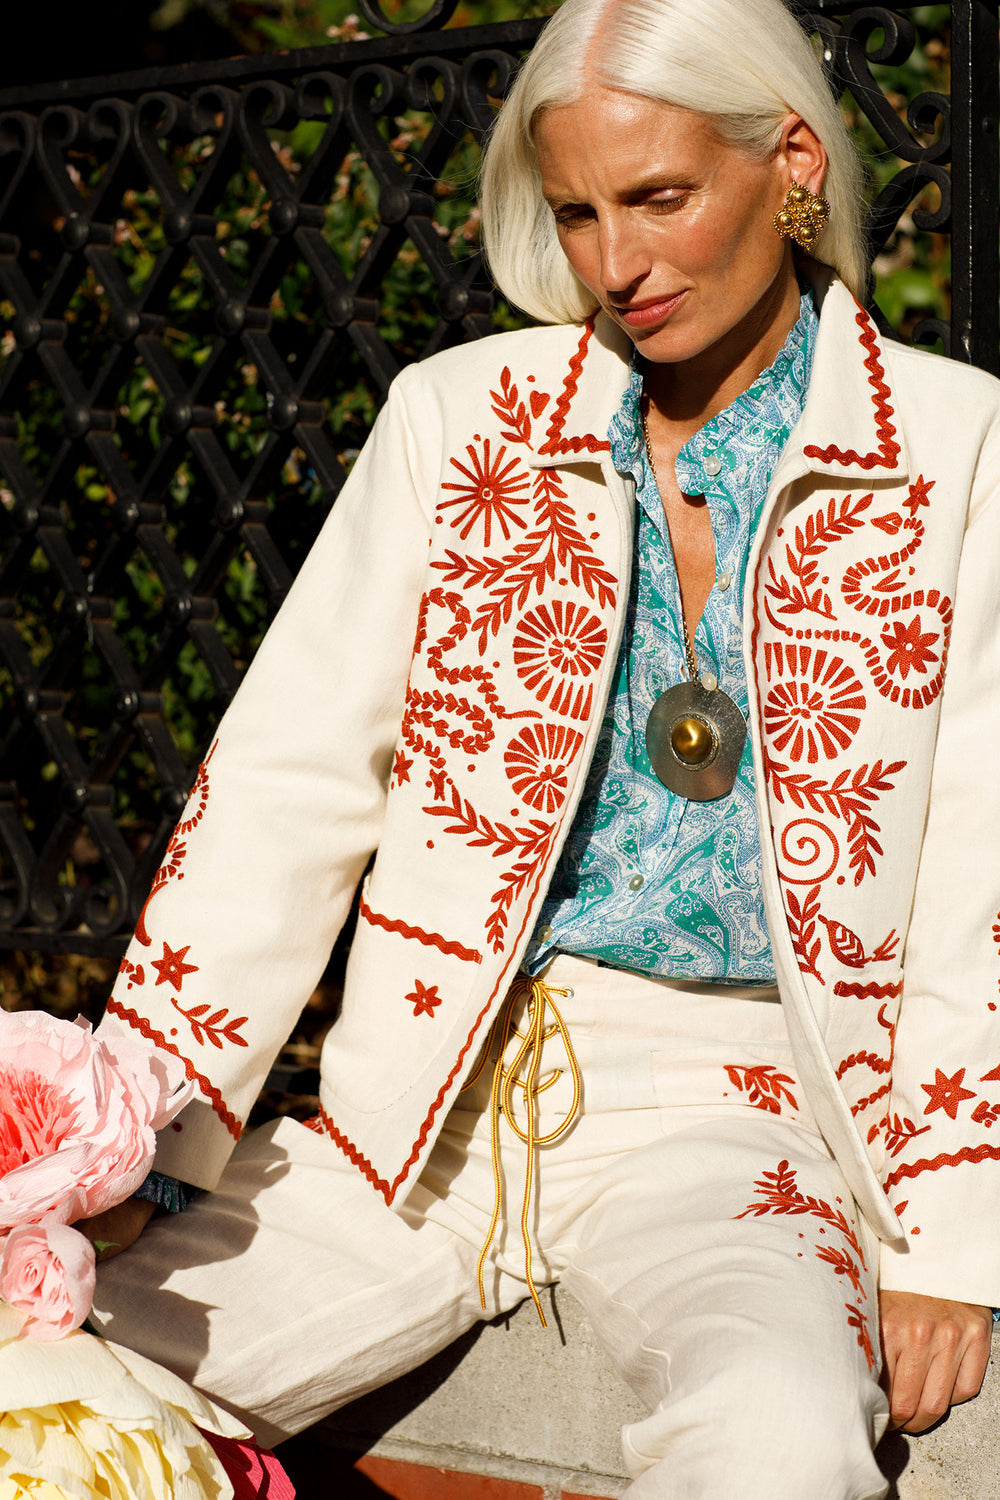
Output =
[{"x1": 523, "y1": 291, "x2": 818, "y2": 981}]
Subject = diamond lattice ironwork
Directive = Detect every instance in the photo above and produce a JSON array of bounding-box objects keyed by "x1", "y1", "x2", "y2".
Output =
[{"x1": 0, "y1": 3, "x2": 996, "y2": 955}]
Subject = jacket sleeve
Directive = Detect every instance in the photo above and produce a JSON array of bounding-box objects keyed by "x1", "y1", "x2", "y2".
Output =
[
  {"x1": 97, "y1": 363, "x2": 438, "y2": 1190},
  {"x1": 879, "y1": 413, "x2": 1000, "y2": 1307}
]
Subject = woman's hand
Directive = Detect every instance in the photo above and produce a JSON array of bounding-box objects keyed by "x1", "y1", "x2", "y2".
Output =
[
  {"x1": 79, "y1": 1196, "x2": 156, "y2": 1263},
  {"x1": 879, "y1": 1289, "x2": 992, "y2": 1431}
]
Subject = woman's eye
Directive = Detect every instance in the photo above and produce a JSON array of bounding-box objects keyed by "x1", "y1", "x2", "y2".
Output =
[
  {"x1": 552, "y1": 206, "x2": 593, "y2": 228},
  {"x1": 649, "y1": 193, "x2": 688, "y2": 213}
]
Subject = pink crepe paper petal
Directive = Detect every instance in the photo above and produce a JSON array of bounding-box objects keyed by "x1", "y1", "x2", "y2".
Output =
[{"x1": 200, "y1": 1430, "x2": 297, "y2": 1499}]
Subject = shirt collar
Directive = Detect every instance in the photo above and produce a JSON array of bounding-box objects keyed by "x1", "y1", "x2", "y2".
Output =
[{"x1": 607, "y1": 288, "x2": 818, "y2": 477}]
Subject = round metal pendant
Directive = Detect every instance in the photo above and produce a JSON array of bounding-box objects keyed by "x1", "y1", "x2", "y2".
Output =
[{"x1": 645, "y1": 680, "x2": 747, "y2": 801}]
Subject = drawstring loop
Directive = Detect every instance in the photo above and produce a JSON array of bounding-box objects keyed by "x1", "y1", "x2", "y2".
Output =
[{"x1": 465, "y1": 974, "x2": 582, "y2": 1327}]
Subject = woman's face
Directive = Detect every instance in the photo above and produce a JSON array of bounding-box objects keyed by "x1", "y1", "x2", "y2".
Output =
[{"x1": 534, "y1": 89, "x2": 817, "y2": 378}]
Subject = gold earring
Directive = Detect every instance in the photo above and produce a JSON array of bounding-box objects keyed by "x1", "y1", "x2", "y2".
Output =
[{"x1": 773, "y1": 183, "x2": 830, "y2": 250}]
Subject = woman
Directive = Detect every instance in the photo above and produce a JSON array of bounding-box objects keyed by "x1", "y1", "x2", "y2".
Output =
[{"x1": 91, "y1": 0, "x2": 998, "y2": 1494}]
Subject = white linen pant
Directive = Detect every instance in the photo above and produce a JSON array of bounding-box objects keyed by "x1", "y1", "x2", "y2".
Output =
[{"x1": 93, "y1": 956, "x2": 890, "y2": 1498}]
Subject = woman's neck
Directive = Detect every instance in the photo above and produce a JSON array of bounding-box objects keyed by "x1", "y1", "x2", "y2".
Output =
[{"x1": 643, "y1": 269, "x2": 804, "y2": 445}]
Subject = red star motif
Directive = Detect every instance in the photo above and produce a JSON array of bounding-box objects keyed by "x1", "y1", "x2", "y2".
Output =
[
  {"x1": 406, "y1": 980, "x2": 442, "y2": 1018},
  {"x1": 921, "y1": 1067, "x2": 975, "y2": 1120},
  {"x1": 903, "y1": 474, "x2": 935, "y2": 514},
  {"x1": 393, "y1": 750, "x2": 413, "y2": 785},
  {"x1": 152, "y1": 940, "x2": 199, "y2": 993}
]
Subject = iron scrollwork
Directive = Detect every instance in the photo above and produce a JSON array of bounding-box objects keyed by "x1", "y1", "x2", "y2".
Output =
[{"x1": 0, "y1": 3, "x2": 995, "y2": 954}]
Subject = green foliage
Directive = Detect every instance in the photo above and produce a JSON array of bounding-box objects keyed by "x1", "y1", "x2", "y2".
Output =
[{"x1": 0, "y1": 0, "x2": 957, "y2": 872}]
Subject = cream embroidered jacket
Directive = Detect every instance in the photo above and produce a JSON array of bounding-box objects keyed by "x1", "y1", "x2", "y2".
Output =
[{"x1": 99, "y1": 272, "x2": 1000, "y2": 1307}]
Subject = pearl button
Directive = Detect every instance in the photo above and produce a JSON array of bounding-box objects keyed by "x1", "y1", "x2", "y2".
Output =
[
  {"x1": 717, "y1": 570, "x2": 732, "y2": 591},
  {"x1": 537, "y1": 924, "x2": 553, "y2": 942},
  {"x1": 701, "y1": 672, "x2": 719, "y2": 691},
  {"x1": 703, "y1": 454, "x2": 722, "y2": 477},
  {"x1": 629, "y1": 874, "x2": 645, "y2": 891}
]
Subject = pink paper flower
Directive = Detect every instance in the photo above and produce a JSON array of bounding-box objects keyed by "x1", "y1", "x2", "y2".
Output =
[
  {"x1": 0, "y1": 1221, "x2": 96, "y2": 1341},
  {"x1": 0, "y1": 1010, "x2": 193, "y2": 1230}
]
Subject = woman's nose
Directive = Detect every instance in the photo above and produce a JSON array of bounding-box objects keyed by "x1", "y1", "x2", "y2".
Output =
[{"x1": 598, "y1": 215, "x2": 650, "y2": 296}]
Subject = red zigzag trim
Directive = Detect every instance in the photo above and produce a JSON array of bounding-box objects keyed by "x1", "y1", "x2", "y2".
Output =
[
  {"x1": 537, "y1": 319, "x2": 612, "y2": 457},
  {"x1": 358, "y1": 894, "x2": 482, "y2": 964},
  {"x1": 885, "y1": 1142, "x2": 1000, "y2": 1190},
  {"x1": 106, "y1": 998, "x2": 241, "y2": 1139},
  {"x1": 803, "y1": 310, "x2": 900, "y2": 471},
  {"x1": 316, "y1": 833, "x2": 560, "y2": 1203},
  {"x1": 834, "y1": 980, "x2": 903, "y2": 999}
]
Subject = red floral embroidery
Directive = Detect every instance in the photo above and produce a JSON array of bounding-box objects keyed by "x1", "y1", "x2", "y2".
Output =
[
  {"x1": 767, "y1": 757, "x2": 905, "y2": 886},
  {"x1": 884, "y1": 1112, "x2": 931, "y2": 1158},
  {"x1": 763, "y1": 652, "x2": 865, "y2": 763},
  {"x1": 435, "y1": 468, "x2": 617, "y2": 657},
  {"x1": 904, "y1": 475, "x2": 934, "y2": 513},
  {"x1": 151, "y1": 940, "x2": 199, "y2": 993},
  {"x1": 816, "y1": 1243, "x2": 866, "y2": 1296},
  {"x1": 765, "y1": 495, "x2": 873, "y2": 626},
  {"x1": 724, "y1": 1064, "x2": 798, "y2": 1114},
  {"x1": 512, "y1": 600, "x2": 607, "y2": 719},
  {"x1": 819, "y1": 916, "x2": 898, "y2": 969},
  {"x1": 425, "y1": 784, "x2": 556, "y2": 952},
  {"x1": 503, "y1": 723, "x2": 585, "y2": 813},
  {"x1": 735, "y1": 1158, "x2": 867, "y2": 1269},
  {"x1": 785, "y1": 885, "x2": 823, "y2": 984},
  {"x1": 170, "y1": 999, "x2": 249, "y2": 1049},
  {"x1": 118, "y1": 957, "x2": 145, "y2": 991},
  {"x1": 881, "y1": 615, "x2": 940, "y2": 680},
  {"x1": 439, "y1": 439, "x2": 530, "y2": 546},
  {"x1": 490, "y1": 367, "x2": 535, "y2": 447},
  {"x1": 134, "y1": 741, "x2": 218, "y2": 947},
  {"x1": 406, "y1": 980, "x2": 443, "y2": 1018},
  {"x1": 921, "y1": 1067, "x2": 976, "y2": 1120},
  {"x1": 972, "y1": 1100, "x2": 1000, "y2": 1128},
  {"x1": 846, "y1": 1303, "x2": 876, "y2": 1371},
  {"x1": 392, "y1": 750, "x2": 413, "y2": 785},
  {"x1": 105, "y1": 998, "x2": 241, "y2": 1138},
  {"x1": 735, "y1": 1159, "x2": 872, "y2": 1367}
]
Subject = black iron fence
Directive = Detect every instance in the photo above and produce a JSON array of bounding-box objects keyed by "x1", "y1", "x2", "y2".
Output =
[{"x1": 0, "y1": 0, "x2": 996, "y2": 959}]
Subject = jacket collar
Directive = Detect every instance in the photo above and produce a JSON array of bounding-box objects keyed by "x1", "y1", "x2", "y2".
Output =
[
  {"x1": 792, "y1": 267, "x2": 909, "y2": 483},
  {"x1": 527, "y1": 269, "x2": 909, "y2": 483}
]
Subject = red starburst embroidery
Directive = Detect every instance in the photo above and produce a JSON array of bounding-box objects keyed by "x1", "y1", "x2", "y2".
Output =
[
  {"x1": 392, "y1": 750, "x2": 413, "y2": 785},
  {"x1": 763, "y1": 655, "x2": 866, "y2": 764},
  {"x1": 881, "y1": 616, "x2": 940, "y2": 680},
  {"x1": 151, "y1": 940, "x2": 199, "y2": 993},
  {"x1": 921, "y1": 1067, "x2": 976, "y2": 1120},
  {"x1": 439, "y1": 439, "x2": 530, "y2": 547},
  {"x1": 406, "y1": 980, "x2": 443, "y2": 1018},
  {"x1": 512, "y1": 600, "x2": 607, "y2": 718},
  {"x1": 503, "y1": 722, "x2": 584, "y2": 813}
]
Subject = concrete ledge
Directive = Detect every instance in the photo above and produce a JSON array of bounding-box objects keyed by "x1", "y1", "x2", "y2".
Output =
[{"x1": 304, "y1": 1290, "x2": 1000, "y2": 1498}]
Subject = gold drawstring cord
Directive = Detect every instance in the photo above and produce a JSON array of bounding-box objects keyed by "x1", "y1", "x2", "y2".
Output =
[{"x1": 463, "y1": 974, "x2": 582, "y2": 1327}]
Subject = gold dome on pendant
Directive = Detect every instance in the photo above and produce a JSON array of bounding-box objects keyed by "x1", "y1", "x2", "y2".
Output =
[{"x1": 670, "y1": 715, "x2": 715, "y2": 766}]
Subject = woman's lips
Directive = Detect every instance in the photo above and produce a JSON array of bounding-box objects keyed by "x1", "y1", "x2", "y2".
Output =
[{"x1": 613, "y1": 290, "x2": 687, "y2": 328}]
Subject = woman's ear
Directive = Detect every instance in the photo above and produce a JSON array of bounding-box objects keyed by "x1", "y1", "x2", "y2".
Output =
[{"x1": 778, "y1": 113, "x2": 828, "y2": 195}]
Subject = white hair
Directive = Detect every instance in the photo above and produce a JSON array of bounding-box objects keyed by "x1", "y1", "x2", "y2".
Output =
[{"x1": 480, "y1": 0, "x2": 868, "y2": 322}]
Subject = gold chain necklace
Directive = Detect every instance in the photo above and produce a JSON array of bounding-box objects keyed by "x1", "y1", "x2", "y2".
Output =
[{"x1": 640, "y1": 401, "x2": 747, "y2": 801}]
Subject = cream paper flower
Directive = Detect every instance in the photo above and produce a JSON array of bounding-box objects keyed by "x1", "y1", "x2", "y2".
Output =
[{"x1": 0, "y1": 1303, "x2": 248, "y2": 1500}]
